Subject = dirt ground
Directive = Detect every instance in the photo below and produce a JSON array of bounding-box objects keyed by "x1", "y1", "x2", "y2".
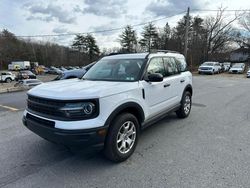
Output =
[{"x1": 0, "y1": 74, "x2": 57, "y2": 93}]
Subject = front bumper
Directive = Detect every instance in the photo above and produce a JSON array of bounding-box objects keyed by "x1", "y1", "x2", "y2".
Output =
[
  {"x1": 23, "y1": 112, "x2": 108, "y2": 150},
  {"x1": 229, "y1": 70, "x2": 243, "y2": 74},
  {"x1": 198, "y1": 69, "x2": 213, "y2": 74}
]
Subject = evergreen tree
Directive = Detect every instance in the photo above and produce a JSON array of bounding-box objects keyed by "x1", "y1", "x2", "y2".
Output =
[
  {"x1": 72, "y1": 34, "x2": 100, "y2": 62},
  {"x1": 119, "y1": 25, "x2": 137, "y2": 52},
  {"x1": 139, "y1": 23, "x2": 158, "y2": 52},
  {"x1": 158, "y1": 23, "x2": 171, "y2": 50}
]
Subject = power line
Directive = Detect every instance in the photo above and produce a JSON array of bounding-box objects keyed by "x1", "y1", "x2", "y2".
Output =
[
  {"x1": 14, "y1": 11, "x2": 186, "y2": 38},
  {"x1": 191, "y1": 9, "x2": 250, "y2": 12},
  {"x1": 7, "y1": 9, "x2": 250, "y2": 39}
]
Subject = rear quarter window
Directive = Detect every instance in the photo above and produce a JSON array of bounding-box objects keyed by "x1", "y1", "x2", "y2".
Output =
[{"x1": 175, "y1": 58, "x2": 187, "y2": 72}]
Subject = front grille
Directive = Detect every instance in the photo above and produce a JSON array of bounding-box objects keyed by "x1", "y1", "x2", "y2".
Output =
[
  {"x1": 232, "y1": 70, "x2": 238, "y2": 73},
  {"x1": 27, "y1": 95, "x2": 99, "y2": 121},
  {"x1": 27, "y1": 95, "x2": 65, "y2": 119},
  {"x1": 26, "y1": 113, "x2": 55, "y2": 128},
  {"x1": 200, "y1": 67, "x2": 210, "y2": 70}
]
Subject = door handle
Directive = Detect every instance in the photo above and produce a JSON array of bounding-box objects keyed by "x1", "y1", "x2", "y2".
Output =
[
  {"x1": 180, "y1": 79, "x2": 185, "y2": 83},
  {"x1": 164, "y1": 83, "x2": 170, "y2": 88}
]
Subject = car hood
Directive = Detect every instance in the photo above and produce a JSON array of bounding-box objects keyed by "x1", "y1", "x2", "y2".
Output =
[
  {"x1": 199, "y1": 65, "x2": 213, "y2": 68},
  {"x1": 28, "y1": 78, "x2": 139, "y2": 100},
  {"x1": 230, "y1": 67, "x2": 243, "y2": 71}
]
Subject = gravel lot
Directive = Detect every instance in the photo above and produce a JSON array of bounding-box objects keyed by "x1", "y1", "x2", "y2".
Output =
[
  {"x1": 0, "y1": 74, "x2": 57, "y2": 93},
  {"x1": 0, "y1": 75, "x2": 250, "y2": 188}
]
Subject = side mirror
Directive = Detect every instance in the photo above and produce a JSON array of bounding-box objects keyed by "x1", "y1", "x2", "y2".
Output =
[{"x1": 146, "y1": 73, "x2": 163, "y2": 82}]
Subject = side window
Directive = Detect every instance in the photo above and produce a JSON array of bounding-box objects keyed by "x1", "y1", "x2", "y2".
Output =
[
  {"x1": 147, "y1": 58, "x2": 166, "y2": 77},
  {"x1": 175, "y1": 58, "x2": 187, "y2": 72},
  {"x1": 163, "y1": 57, "x2": 179, "y2": 76},
  {"x1": 1, "y1": 73, "x2": 6, "y2": 75}
]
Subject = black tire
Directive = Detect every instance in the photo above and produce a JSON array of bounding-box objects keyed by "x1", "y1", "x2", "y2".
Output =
[
  {"x1": 5, "y1": 78, "x2": 12, "y2": 83},
  {"x1": 104, "y1": 113, "x2": 139, "y2": 162},
  {"x1": 176, "y1": 91, "x2": 192, "y2": 118}
]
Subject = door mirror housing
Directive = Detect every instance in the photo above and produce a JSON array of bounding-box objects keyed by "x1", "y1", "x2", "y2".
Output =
[{"x1": 146, "y1": 73, "x2": 163, "y2": 82}]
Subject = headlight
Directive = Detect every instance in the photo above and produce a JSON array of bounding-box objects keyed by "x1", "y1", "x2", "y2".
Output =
[{"x1": 60, "y1": 101, "x2": 98, "y2": 119}]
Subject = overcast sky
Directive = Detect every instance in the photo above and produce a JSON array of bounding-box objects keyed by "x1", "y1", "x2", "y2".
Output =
[{"x1": 0, "y1": 0, "x2": 249, "y2": 49}]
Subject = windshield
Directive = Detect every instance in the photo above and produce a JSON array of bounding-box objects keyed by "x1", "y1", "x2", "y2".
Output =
[
  {"x1": 202, "y1": 62, "x2": 214, "y2": 66},
  {"x1": 83, "y1": 58, "x2": 145, "y2": 81},
  {"x1": 232, "y1": 64, "x2": 243, "y2": 68}
]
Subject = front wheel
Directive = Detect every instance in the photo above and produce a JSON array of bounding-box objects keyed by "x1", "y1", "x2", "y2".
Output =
[
  {"x1": 176, "y1": 91, "x2": 192, "y2": 118},
  {"x1": 104, "y1": 113, "x2": 139, "y2": 162},
  {"x1": 5, "y1": 78, "x2": 12, "y2": 83}
]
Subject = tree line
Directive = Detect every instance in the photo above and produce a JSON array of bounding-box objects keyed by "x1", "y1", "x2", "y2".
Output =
[{"x1": 0, "y1": 9, "x2": 249, "y2": 70}]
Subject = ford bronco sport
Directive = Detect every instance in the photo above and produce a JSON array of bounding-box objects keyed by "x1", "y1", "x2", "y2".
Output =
[{"x1": 23, "y1": 50, "x2": 193, "y2": 162}]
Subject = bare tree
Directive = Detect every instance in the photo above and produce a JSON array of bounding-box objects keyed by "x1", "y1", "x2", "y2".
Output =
[
  {"x1": 240, "y1": 12, "x2": 250, "y2": 32},
  {"x1": 237, "y1": 12, "x2": 250, "y2": 48},
  {"x1": 204, "y1": 7, "x2": 240, "y2": 59}
]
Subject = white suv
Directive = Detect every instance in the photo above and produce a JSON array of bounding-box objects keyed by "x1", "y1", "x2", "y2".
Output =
[
  {"x1": 23, "y1": 51, "x2": 193, "y2": 162},
  {"x1": 198, "y1": 62, "x2": 221, "y2": 74},
  {"x1": 0, "y1": 71, "x2": 16, "y2": 83}
]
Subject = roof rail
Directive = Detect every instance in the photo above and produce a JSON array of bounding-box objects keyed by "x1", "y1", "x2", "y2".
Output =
[
  {"x1": 154, "y1": 49, "x2": 180, "y2": 54},
  {"x1": 106, "y1": 52, "x2": 137, "y2": 56},
  {"x1": 106, "y1": 52, "x2": 122, "y2": 56},
  {"x1": 145, "y1": 49, "x2": 180, "y2": 59}
]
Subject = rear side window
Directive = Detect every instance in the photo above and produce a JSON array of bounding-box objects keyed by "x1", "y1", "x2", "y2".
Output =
[
  {"x1": 175, "y1": 58, "x2": 187, "y2": 72},
  {"x1": 163, "y1": 57, "x2": 179, "y2": 76},
  {"x1": 147, "y1": 57, "x2": 166, "y2": 77}
]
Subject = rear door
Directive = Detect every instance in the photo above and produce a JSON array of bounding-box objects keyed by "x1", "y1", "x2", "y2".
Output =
[{"x1": 163, "y1": 57, "x2": 186, "y2": 104}]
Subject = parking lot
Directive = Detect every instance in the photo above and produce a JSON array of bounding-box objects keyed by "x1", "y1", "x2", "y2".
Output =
[{"x1": 0, "y1": 75, "x2": 250, "y2": 188}]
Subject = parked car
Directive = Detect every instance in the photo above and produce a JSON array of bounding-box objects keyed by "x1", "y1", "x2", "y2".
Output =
[
  {"x1": 15, "y1": 79, "x2": 42, "y2": 88},
  {"x1": 16, "y1": 71, "x2": 36, "y2": 81},
  {"x1": 23, "y1": 51, "x2": 193, "y2": 162},
  {"x1": 66, "y1": 66, "x2": 75, "y2": 70},
  {"x1": 198, "y1": 62, "x2": 221, "y2": 74},
  {"x1": 0, "y1": 71, "x2": 16, "y2": 83},
  {"x1": 223, "y1": 62, "x2": 231, "y2": 71},
  {"x1": 59, "y1": 66, "x2": 68, "y2": 71},
  {"x1": 229, "y1": 63, "x2": 245, "y2": 74},
  {"x1": 54, "y1": 69, "x2": 87, "y2": 80},
  {"x1": 48, "y1": 67, "x2": 62, "y2": 74},
  {"x1": 246, "y1": 68, "x2": 250, "y2": 78}
]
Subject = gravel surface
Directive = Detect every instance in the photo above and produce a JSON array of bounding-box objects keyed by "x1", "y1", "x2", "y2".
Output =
[{"x1": 0, "y1": 74, "x2": 57, "y2": 93}]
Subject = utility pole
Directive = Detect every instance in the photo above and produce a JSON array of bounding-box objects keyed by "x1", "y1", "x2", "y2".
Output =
[{"x1": 183, "y1": 7, "x2": 190, "y2": 58}]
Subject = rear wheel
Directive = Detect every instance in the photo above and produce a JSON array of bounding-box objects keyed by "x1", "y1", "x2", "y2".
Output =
[
  {"x1": 176, "y1": 91, "x2": 192, "y2": 118},
  {"x1": 104, "y1": 113, "x2": 139, "y2": 162}
]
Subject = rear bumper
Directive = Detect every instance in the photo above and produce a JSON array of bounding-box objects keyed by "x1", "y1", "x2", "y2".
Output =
[{"x1": 22, "y1": 113, "x2": 108, "y2": 150}]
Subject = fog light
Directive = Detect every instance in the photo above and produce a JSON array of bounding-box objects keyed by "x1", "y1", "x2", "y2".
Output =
[{"x1": 98, "y1": 129, "x2": 107, "y2": 136}]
